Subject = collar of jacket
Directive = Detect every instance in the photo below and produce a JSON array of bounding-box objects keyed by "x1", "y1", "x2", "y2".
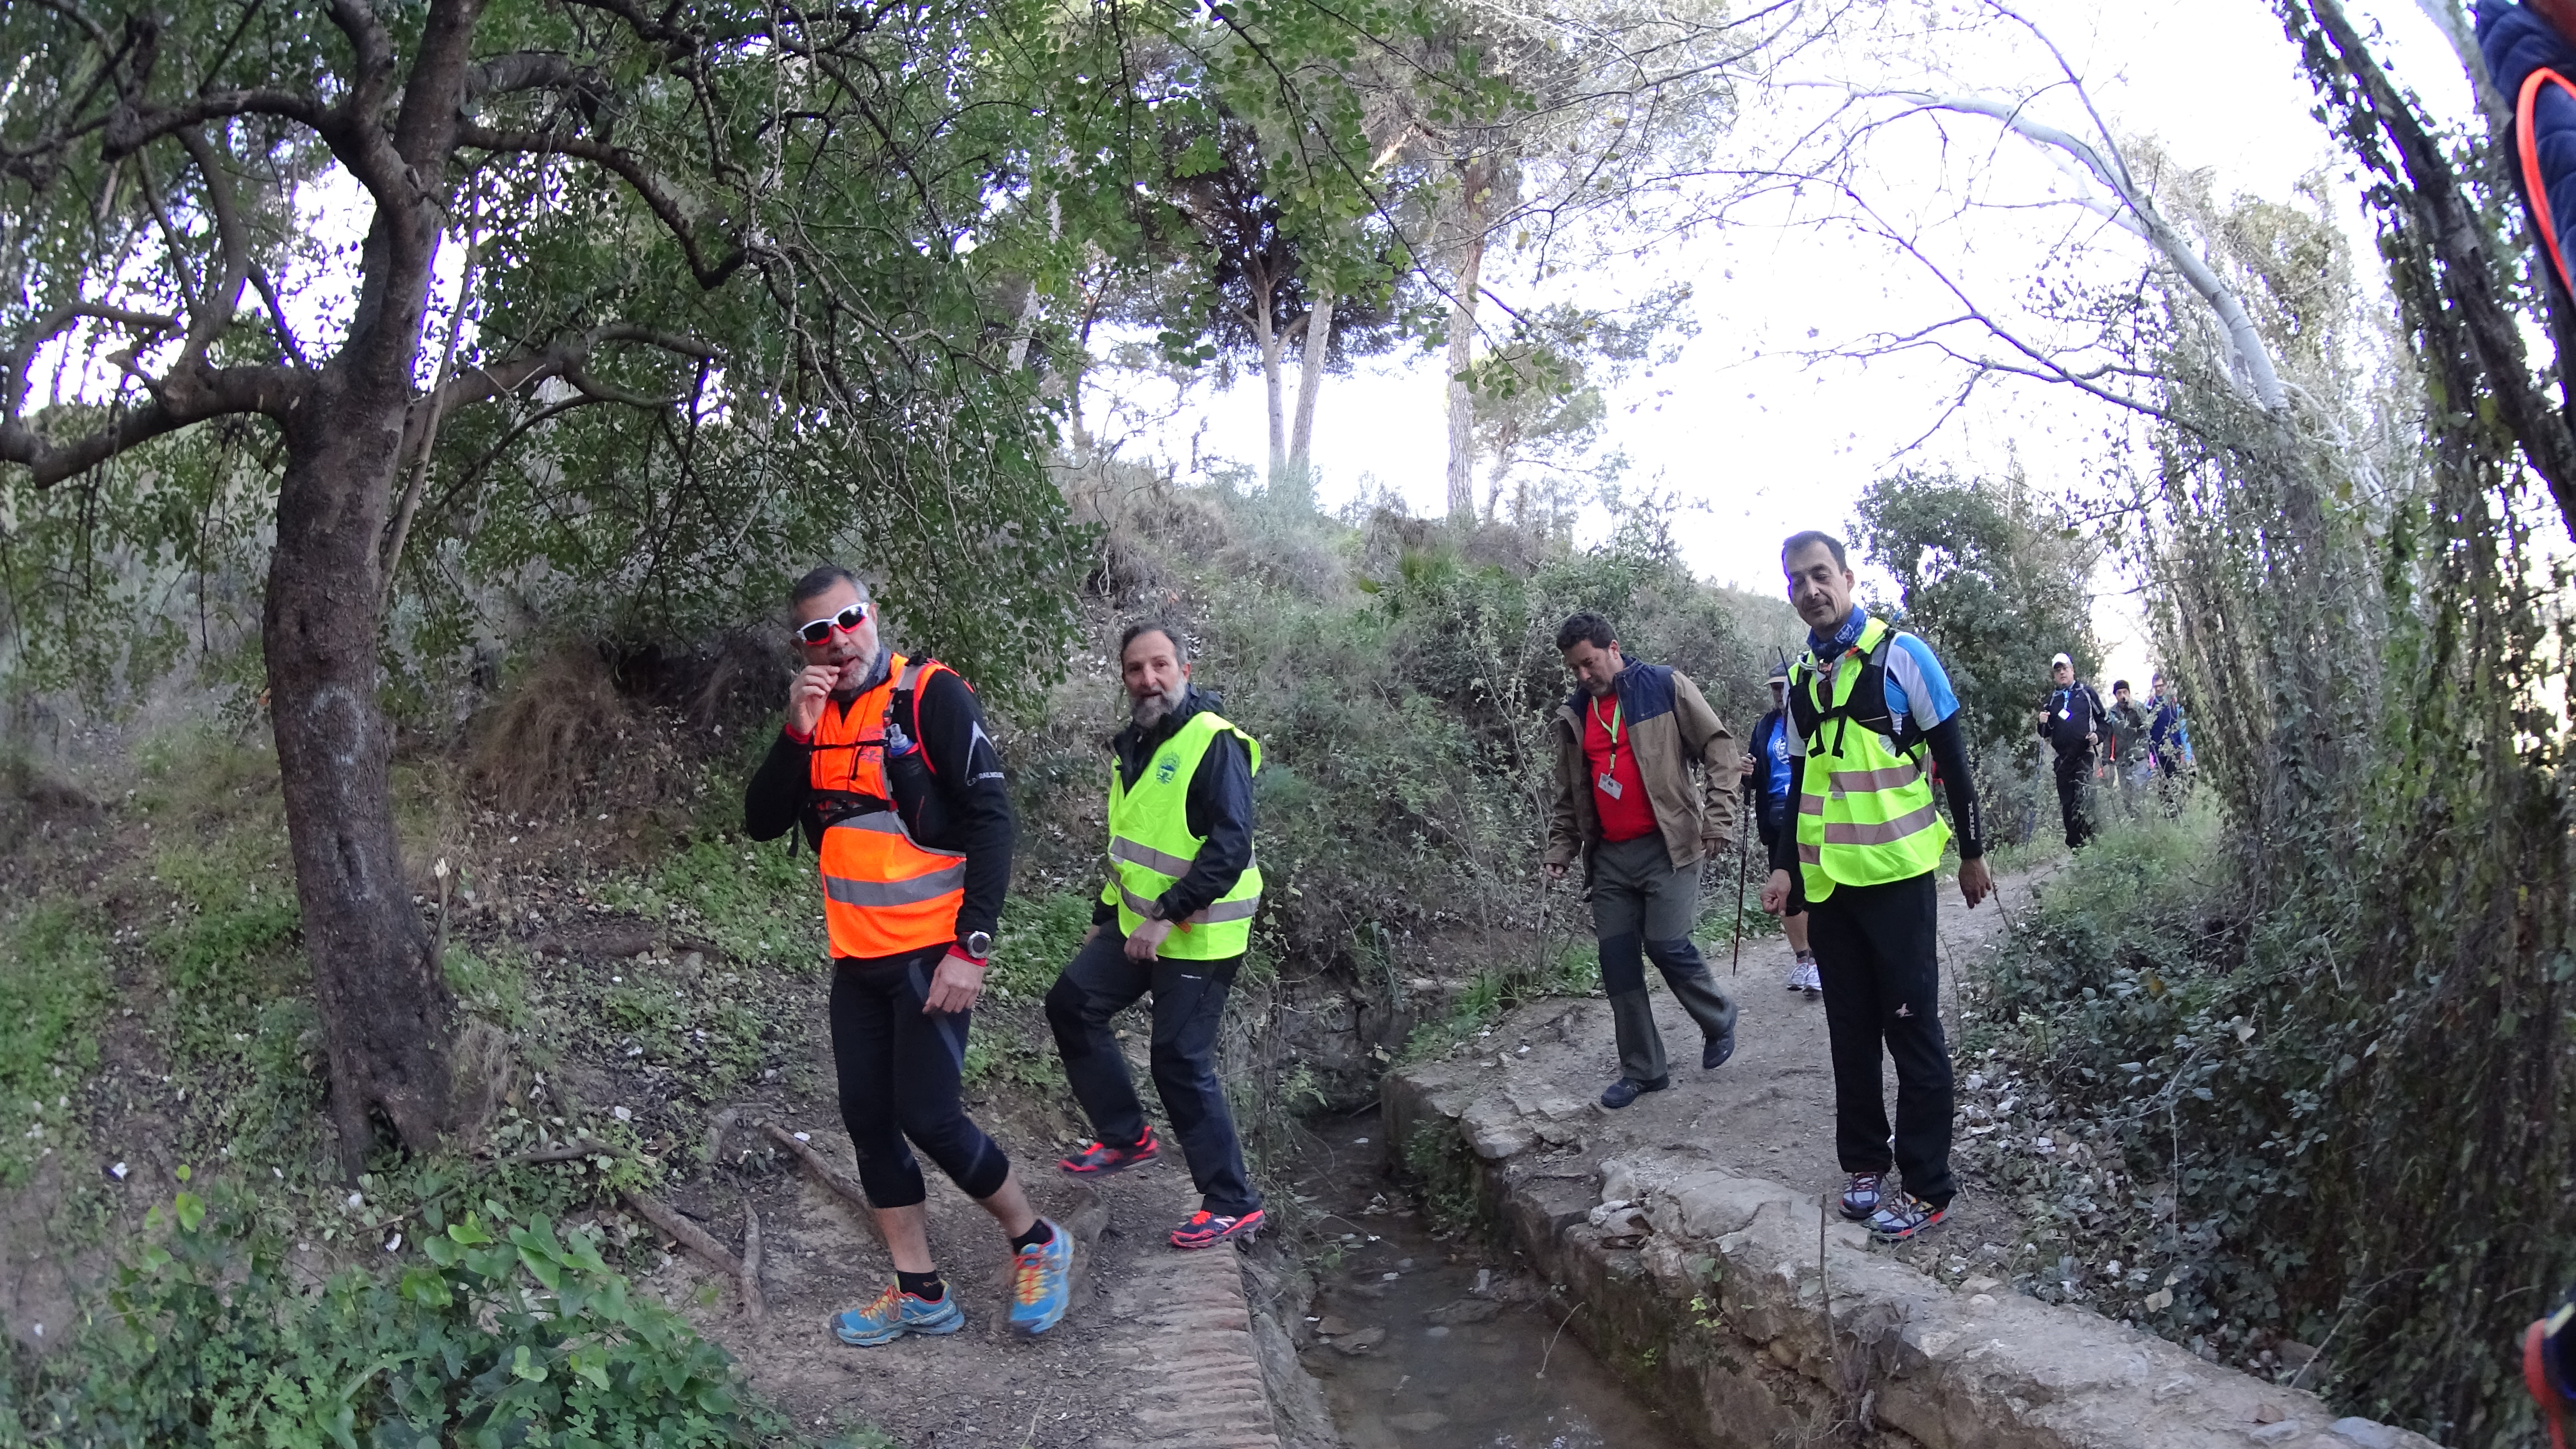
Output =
[{"x1": 1111, "y1": 685, "x2": 1219, "y2": 765}]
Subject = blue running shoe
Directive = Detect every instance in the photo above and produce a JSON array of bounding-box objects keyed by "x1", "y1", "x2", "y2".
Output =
[
  {"x1": 832, "y1": 1284, "x2": 965, "y2": 1345},
  {"x1": 1008, "y1": 1220, "x2": 1073, "y2": 1336}
]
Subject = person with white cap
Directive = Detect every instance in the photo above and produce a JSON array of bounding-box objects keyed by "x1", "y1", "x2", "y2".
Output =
[{"x1": 2037, "y1": 653, "x2": 2106, "y2": 850}]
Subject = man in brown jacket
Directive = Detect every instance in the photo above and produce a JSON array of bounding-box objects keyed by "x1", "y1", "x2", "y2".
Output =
[{"x1": 1543, "y1": 613, "x2": 1745, "y2": 1108}]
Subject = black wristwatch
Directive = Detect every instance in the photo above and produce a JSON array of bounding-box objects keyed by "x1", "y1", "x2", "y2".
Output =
[{"x1": 959, "y1": 930, "x2": 993, "y2": 960}]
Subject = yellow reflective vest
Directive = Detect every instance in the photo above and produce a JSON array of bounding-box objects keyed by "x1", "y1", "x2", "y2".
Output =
[
  {"x1": 1788, "y1": 617, "x2": 1951, "y2": 901},
  {"x1": 1101, "y1": 711, "x2": 1264, "y2": 960}
]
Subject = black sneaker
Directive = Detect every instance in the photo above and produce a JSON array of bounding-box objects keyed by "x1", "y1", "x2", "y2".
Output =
[
  {"x1": 1839, "y1": 1172, "x2": 1886, "y2": 1221},
  {"x1": 1701, "y1": 1027, "x2": 1736, "y2": 1070},
  {"x1": 1598, "y1": 1076, "x2": 1669, "y2": 1110}
]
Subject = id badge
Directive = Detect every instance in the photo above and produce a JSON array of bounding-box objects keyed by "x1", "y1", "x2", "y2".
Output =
[{"x1": 1597, "y1": 773, "x2": 1623, "y2": 800}]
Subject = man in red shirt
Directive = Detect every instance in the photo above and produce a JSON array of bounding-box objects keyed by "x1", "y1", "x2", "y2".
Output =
[{"x1": 1543, "y1": 613, "x2": 1746, "y2": 1108}]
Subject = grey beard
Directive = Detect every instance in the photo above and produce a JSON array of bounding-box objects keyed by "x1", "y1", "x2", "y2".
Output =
[
  {"x1": 830, "y1": 647, "x2": 892, "y2": 702},
  {"x1": 1130, "y1": 684, "x2": 1186, "y2": 729}
]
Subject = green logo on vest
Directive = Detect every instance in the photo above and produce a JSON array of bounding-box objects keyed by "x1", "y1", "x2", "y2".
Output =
[{"x1": 1155, "y1": 752, "x2": 1181, "y2": 784}]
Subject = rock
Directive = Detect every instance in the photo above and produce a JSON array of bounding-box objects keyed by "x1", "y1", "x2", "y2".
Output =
[
  {"x1": 1424, "y1": 1297, "x2": 1504, "y2": 1326},
  {"x1": 2255, "y1": 1405, "x2": 2286, "y2": 1426},
  {"x1": 1389, "y1": 1412, "x2": 1449, "y2": 1432},
  {"x1": 2277, "y1": 1340, "x2": 2320, "y2": 1367},
  {"x1": 1464, "y1": 1101, "x2": 1537, "y2": 1159},
  {"x1": 1962, "y1": 1276, "x2": 2001, "y2": 1295},
  {"x1": 1332, "y1": 1326, "x2": 1386, "y2": 1356},
  {"x1": 2329, "y1": 1418, "x2": 2402, "y2": 1449},
  {"x1": 2153, "y1": 1377, "x2": 2198, "y2": 1403},
  {"x1": 1314, "y1": 1315, "x2": 1355, "y2": 1337},
  {"x1": 2251, "y1": 1422, "x2": 2305, "y2": 1444}
]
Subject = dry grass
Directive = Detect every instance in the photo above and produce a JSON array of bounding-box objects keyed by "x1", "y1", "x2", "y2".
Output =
[{"x1": 466, "y1": 645, "x2": 649, "y2": 819}]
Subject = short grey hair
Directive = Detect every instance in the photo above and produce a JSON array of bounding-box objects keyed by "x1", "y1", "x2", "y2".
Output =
[
  {"x1": 789, "y1": 564, "x2": 870, "y2": 610},
  {"x1": 1118, "y1": 619, "x2": 1191, "y2": 666}
]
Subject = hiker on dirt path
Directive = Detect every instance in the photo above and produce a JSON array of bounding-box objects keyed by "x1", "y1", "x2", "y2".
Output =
[
  {"x1": 2146, "y1": 670, "x2": 2193, "y2": 783},
  {"x1": 1541, "y1": 612, "x2": 1745, "y2": 1110},
  {"x1": 2038, "y1": 652, "x2": 2105, "y2": 850},
  {"x1": 1761, "y1": 531, "x2": 1991, "y2": 1244},
  {"x1": 2105, "y1": 680, "x2": 2152, "y2": 821},
  {"x1": 1045, "y1": 621, "x2": 1268, "y2": 1252},
  {"x1": 1742, "y1": 665, "x2": 1820, "y2": 995},
  {"x1": 743, "y1": 565, "x2": 1071, "y2": 1344}
]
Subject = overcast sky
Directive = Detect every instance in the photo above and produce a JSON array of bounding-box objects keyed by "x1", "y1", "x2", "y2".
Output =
[{"x1": 1096, "y1": 0, "x2": 2480, "y2": 687}]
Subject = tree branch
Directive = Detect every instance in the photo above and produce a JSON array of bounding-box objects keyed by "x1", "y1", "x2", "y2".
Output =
[
  {"x1": 173, "y1": 127, "x2": 250, "y2": 371},
  {"x1": 0, "y1": 365, "x2": 300, "y2": 487},
  {"x1": 4, "y1": 303, "x2": 181, "y2": 419},
  {"x1": 457, "y1": 124, "x2": 747, "y2": 286}
]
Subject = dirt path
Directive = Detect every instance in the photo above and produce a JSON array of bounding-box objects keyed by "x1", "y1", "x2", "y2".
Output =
[
  {"x1": 628, "y1": 1120, "x2": 1306, "y2": 1449},
  {"x1": 1431, "y1": 863, "x2": 2049, "y2": 1277}
]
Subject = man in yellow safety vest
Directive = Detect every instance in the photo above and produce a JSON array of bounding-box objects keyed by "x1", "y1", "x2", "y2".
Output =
[
  {"x1": 1760, "y1": 532, "x2": 1992, "y2": 1242},
  {"x1": 1045, "y1": 621, "x2": 1267, "y2": 1250}
]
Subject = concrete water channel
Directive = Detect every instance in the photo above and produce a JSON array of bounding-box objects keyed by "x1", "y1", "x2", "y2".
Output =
[{"x1": 1286, "y1": 1117, "x2": 1696, "y2": 1449}]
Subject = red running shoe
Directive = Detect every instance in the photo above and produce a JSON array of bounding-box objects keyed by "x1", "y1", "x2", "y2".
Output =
[
  {"x1": 1059, "y1": 1125, "x2": 1160, "y2": 1177},
  {"x1": 1171, "y1": 1208, "x2": 1263, "y2": 1250}
]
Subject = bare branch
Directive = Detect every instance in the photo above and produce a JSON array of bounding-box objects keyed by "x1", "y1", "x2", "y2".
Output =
[
  {"x1": 248, "y1": 265, "x2": 311, "y2": 368},
  {"x1": 3, "y1": 303, "x2": 181, "y2": 419},
  {"x1": 174, "y1": 127, "x2": 251, "y2": 371},
  {"x1": 0, "y1": 365, "x2": 301, "y2": 487},
  {"x1": 465, "y1": 51, "x2": 586, "y2": 98}
]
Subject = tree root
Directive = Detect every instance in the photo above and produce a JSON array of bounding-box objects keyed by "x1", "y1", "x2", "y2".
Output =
[{"x1": 621, "y1": 1187, "x2": 763, "y2": 1320}]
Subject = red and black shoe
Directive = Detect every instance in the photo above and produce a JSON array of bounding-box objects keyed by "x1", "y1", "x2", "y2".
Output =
[
  {"x1": 1171, "y1": 1207, "x2": 1263, "y2": 1249},
  {"x1": 1059, "y1": 1125, "x2": 1160, "y2": 1177}
]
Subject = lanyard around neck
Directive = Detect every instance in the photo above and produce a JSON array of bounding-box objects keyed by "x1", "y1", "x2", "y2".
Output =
[{"x1": 1589, "y1": 695, "x2": 1625, "y2": 775}]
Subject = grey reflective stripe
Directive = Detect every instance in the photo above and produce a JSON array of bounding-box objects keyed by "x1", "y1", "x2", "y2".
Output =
[
  {"x1": 1797, "y1": 842, "x2": 1823, "y2": 864},
  {"x1": 1798, "y1": 793, "x2": 1826, "y2": 815},
  {"x1": 898, "y1": 662, "x2": 926, "y2": 690},
  {"x1": 824, "y1": 863, "x2": 967, "y2": 908},
  {"x1": 1109, "y1": 835, "x2": 1200, "y2": 878},
  {"x1": 826, "y1": 813, "x2": 907, "y2": 835},
  {"x1": 1118, "y1": 885, "x2": 1261, "y2": 926},
  {"x1": 1828, "y1": 762, "x2": 1921, "y2": 793},
  {"x1": 1820, "y1": 800, "x2": 1942, "y2": 847}
]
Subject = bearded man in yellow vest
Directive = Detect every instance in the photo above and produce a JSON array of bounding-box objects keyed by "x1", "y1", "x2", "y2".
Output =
[
  {"x1": 1045, "y1": 622, "x2": 1267, "y2": 1251},
  {"x1": 744, "y1": 565, "x2": 1071, "y2": 1343},
  {"x1": 1760, "y1": 532, "x2": 1993, "y2": 1243}
]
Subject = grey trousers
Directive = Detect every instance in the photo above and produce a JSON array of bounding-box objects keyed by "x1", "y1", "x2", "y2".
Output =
[{"x1": 1589, "y1": 835, "x2": 1739, "y2": 1084}]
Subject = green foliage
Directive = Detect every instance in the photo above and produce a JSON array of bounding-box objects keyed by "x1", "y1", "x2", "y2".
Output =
[
  {"x1": 596, "y1": 835, "x2": 816, "y2": 969},
  {"x1": 1851, "y1": 466, "x2": 2099, "y2": 769},
  {"x1": 985, "y1": 891, "x2": 1097, "y2": 1004},
  {"x1": 0, "y1": 903, "x2": 110, "y2": 1186},
  {"x1": 8, "y1": 1187, "x2": 775, "y2": 1447}
]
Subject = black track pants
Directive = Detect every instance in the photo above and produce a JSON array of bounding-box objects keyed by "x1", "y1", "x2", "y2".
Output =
[
  {"x1": 2053, "y1": 747, "x2": 2096, "y2": 849},
  {"x1": 1806, "y1": 871, "x2": 1955, "y2": 1209},
  {"x1": 1044, "y1": 931, "x2": 1260, "y2": 1216},
  {"x1": 830, "y1": 946, "x2": 1011, "y2": 1209}
]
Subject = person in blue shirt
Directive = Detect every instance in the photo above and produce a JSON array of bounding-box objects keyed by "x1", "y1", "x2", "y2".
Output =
[{"x1": 1740, "y1": 666, "x2": 1819, "y2": 993}]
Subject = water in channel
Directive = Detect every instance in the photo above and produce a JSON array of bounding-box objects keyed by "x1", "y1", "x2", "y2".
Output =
[{"x1": 1288, "y1": 1120, "x2": 1696, "y2": 1449}]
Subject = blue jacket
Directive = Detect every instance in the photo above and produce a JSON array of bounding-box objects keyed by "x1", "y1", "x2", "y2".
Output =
[{"x1": 2481, "y1": 2, "x2": 2576, "y2": 293}]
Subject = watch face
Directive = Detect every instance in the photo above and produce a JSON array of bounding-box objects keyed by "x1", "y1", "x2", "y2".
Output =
[{"x1": 964, "y1": 931, "x2": 993, "y2": 957}]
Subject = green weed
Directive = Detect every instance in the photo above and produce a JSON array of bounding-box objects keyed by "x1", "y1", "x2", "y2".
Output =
[
  {"x1": 595, "y1": 834, "x2": 817, "y2": 967},
  {"x1": 0, "y1": 903, "x2": 112, "y2": 1186}
]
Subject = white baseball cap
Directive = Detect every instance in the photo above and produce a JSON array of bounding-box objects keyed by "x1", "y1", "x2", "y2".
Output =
[{"x1": 2051, "y1": 652, "x2": 2072, "y2": 668}]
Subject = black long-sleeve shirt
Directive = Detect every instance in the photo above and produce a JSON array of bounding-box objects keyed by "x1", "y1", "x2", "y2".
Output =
[
  {"x1": 1090, "y1": 688, "x2": 1257, "y2": 929},
  {"x1": 1768, "y1": 713, "x2": 1985, "y2": 876},
  {"x1": 743, "y1": 661, "x2": 1014, "y2": 941}
]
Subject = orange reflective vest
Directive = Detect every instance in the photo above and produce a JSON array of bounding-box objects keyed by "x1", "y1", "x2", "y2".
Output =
[{"x1": 807, "y1": 655, "x2": 969, "y2": 961}]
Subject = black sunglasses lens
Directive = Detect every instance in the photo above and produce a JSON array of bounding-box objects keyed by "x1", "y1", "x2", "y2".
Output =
[
  {"x1": 837, "y1": 604, "x2": 868, "y2": 629},
  {"x1": 798, "y1": 621, "x2": 832, "y2": 643}
]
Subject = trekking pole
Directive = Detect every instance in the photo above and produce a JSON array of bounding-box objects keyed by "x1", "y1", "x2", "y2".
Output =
[{"x1": 1728, "y1": 818, "x2": 1750, "y2": 978}]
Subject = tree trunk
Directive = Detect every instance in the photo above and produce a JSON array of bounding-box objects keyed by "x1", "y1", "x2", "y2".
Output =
[
  {"x1": 268, "y1": 50, "x2": 475, "y2": 1168},
  {"x1": 1288, "y1": 287, "x2": 1334, "y2": 475},
  {"x1": 1445, "y1": 163, "x2": 1491, "y2": 522},
  {"x1": 1254, "y1": 280, "x2": 1286, "y2": 482},
  {"x1": 271, "y1": 391, "x2": 464, "y2": 1171}
]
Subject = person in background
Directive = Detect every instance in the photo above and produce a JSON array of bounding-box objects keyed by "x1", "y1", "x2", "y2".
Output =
[
  {"x1": 2038, "y1": 652, "x2": 2105, "y2": 849},
  {"x1": 743, "y1": 565, "x2": 1071, "y2": 1344},
  {"x1": 2146, "y1": 670, "x2": 2194, "y2": 811},
  {"x1": 1542, "y1": 612, "x2": 1744, "y2": 1110},
  {"x1": 1741, "y1": 666, "x2": 1819, "y2": 994},
  {"x1": 1761, "y1": 531, "x2": 1991, "y2": 1243},
  {"x1": 2105, "y1": 679, "x2": 2153, "y2": 821},
  {"x1": 1045, "y1": 622, "x2": 1268, "y2": 1251}
]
